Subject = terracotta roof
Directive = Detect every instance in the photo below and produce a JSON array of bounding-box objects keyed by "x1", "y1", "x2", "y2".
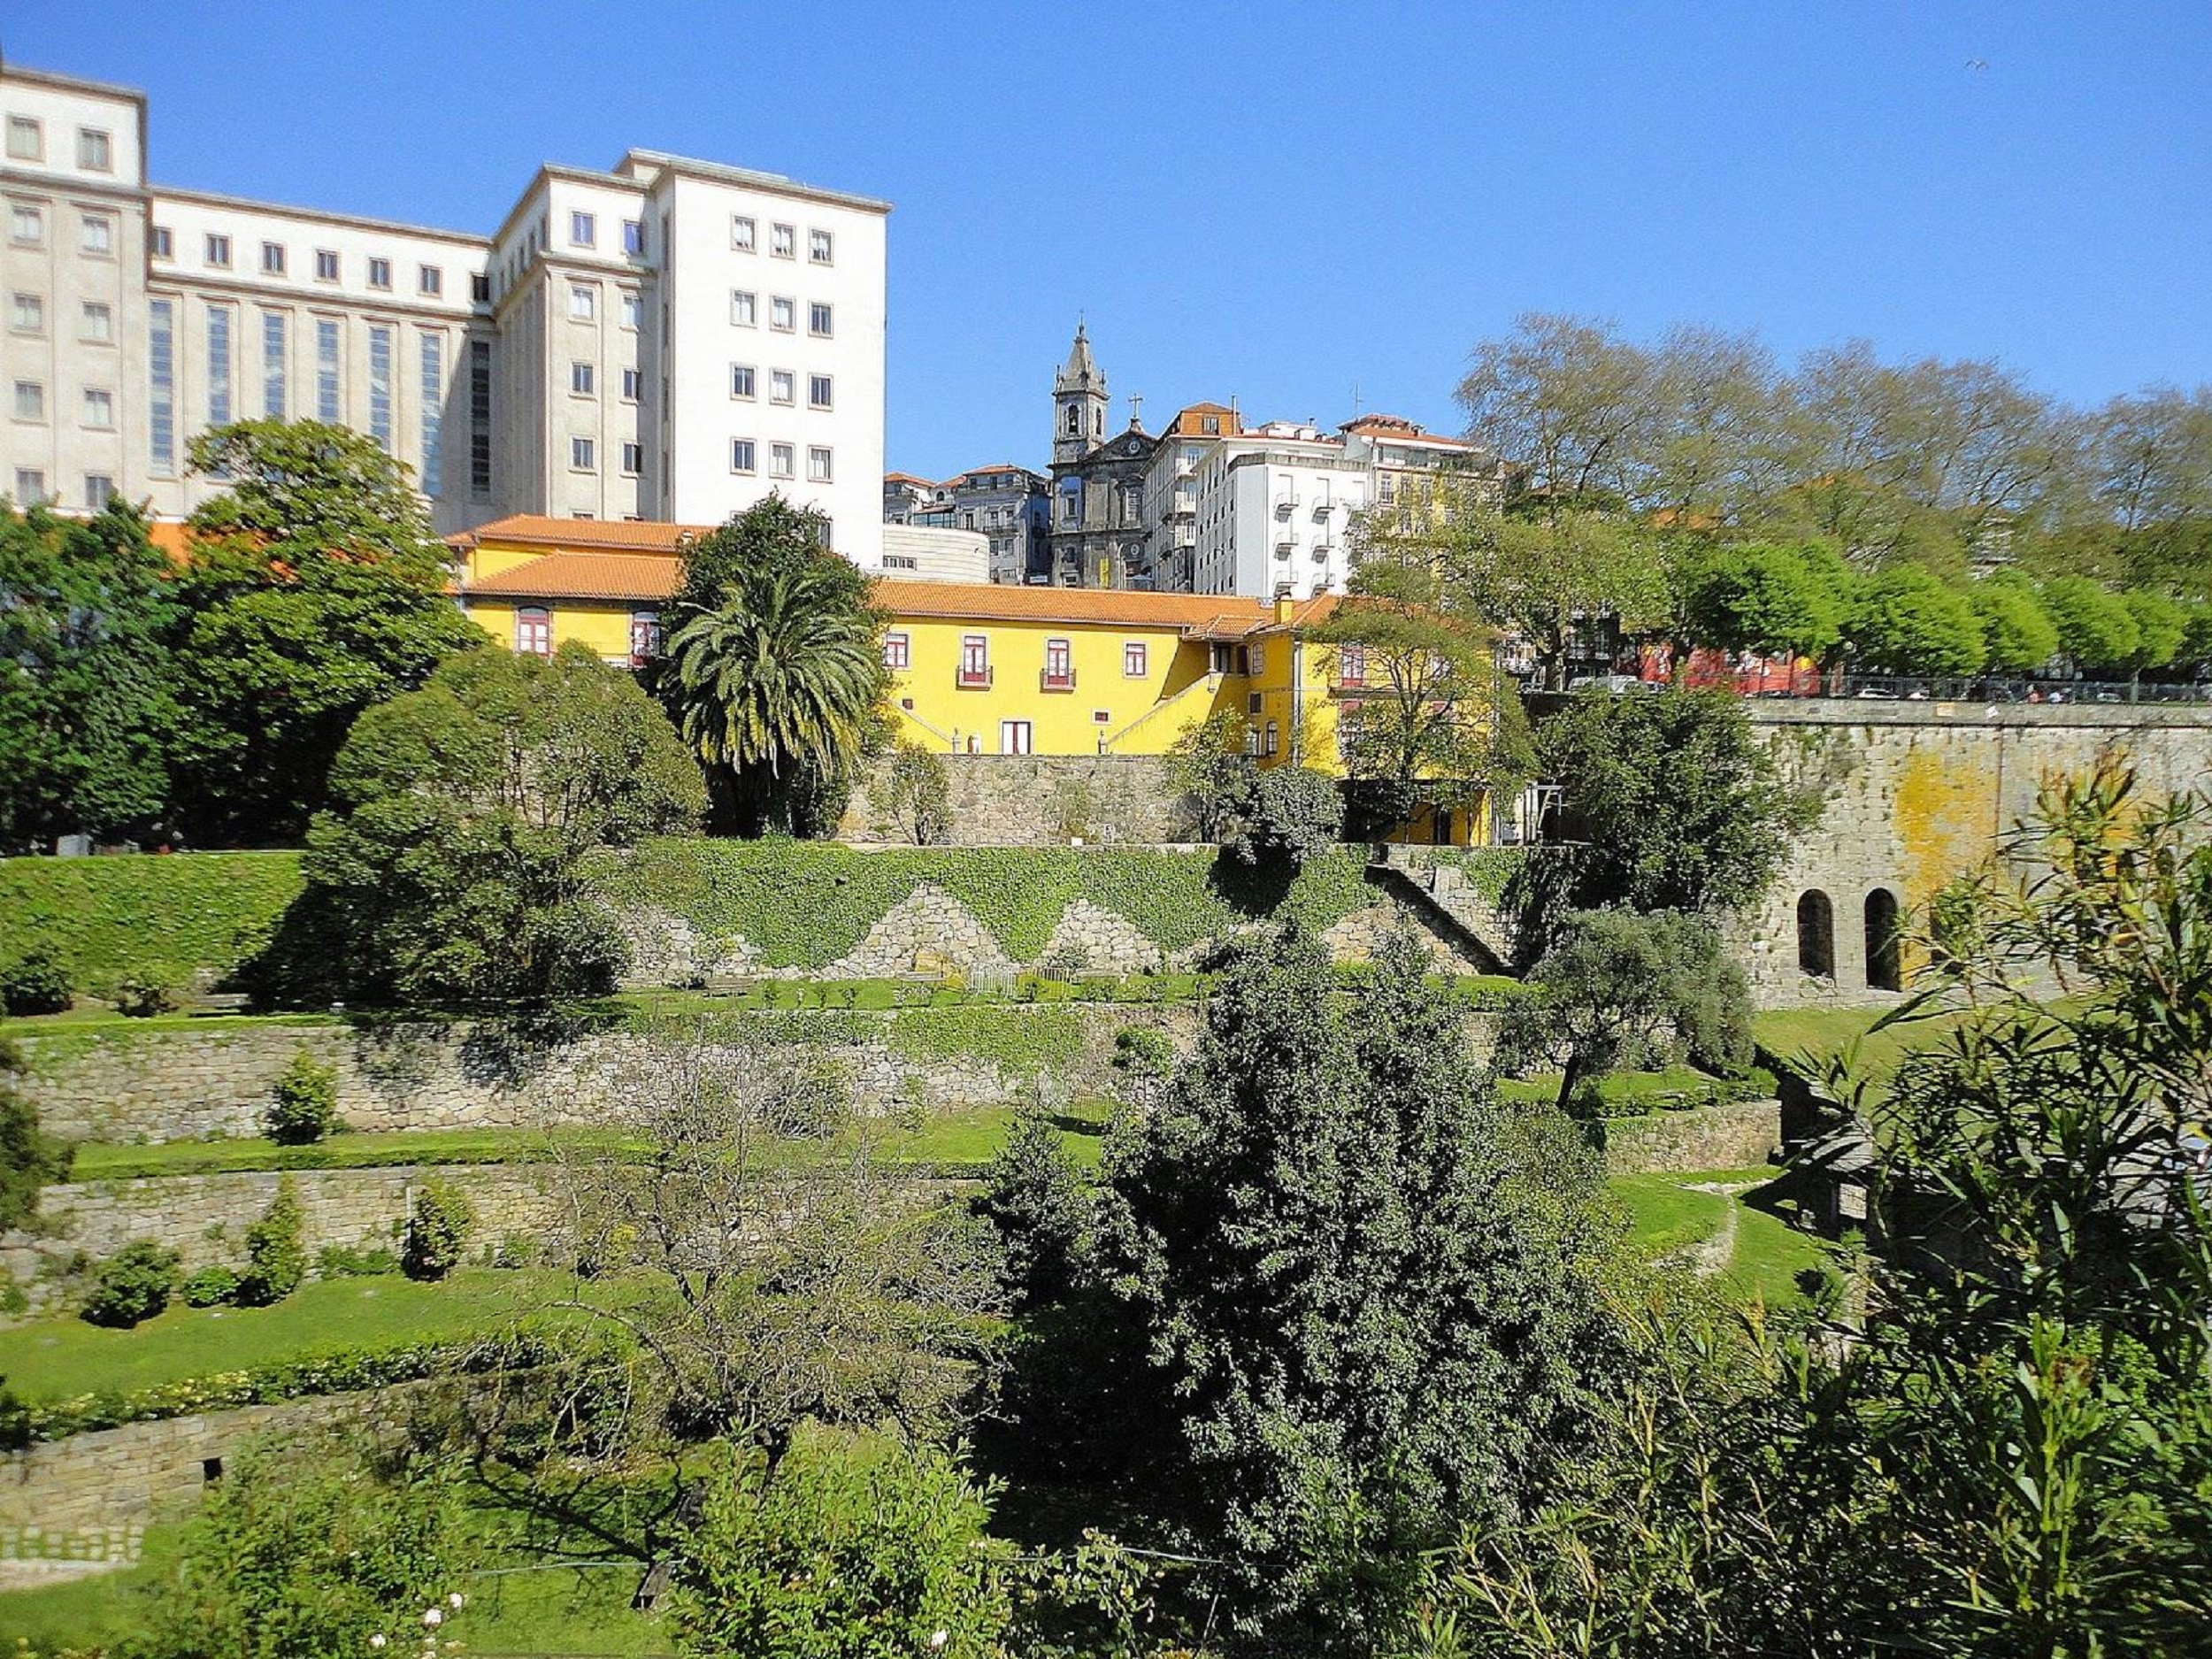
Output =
[
  {"x1": 882, "y1": 472, "x2": 935, "y2": 487},
  {"x1": 447, "y1": 514, "x2": 714, "y2": 553},
  {"x1": 147, "y1": 520, "x2": 196, "y2": 565},
  {"x1": 874, "y1": 580, "x2": 1282, "y2": 633},
  {"x1": 465, "y1": 551, "x2": 681, "y2": 603}
]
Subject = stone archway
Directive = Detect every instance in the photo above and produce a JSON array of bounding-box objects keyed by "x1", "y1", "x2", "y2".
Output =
[
  {"x1": 1797, "y1": 889, "x2": 1835, "y2": 979},
  {"x1": 1864, "y1": 887, "x2": 1902, "y2": 991}
]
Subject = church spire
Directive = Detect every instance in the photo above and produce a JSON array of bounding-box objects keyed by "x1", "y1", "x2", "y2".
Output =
[{"x1": 1056, "y1": 322, "x2": 1104, "y2": 395}]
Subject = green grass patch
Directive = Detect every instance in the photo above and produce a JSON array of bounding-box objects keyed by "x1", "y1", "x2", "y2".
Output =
[
  {"x1": 66, "y1": 1127, "x2": 615, "y2": 1181},
  {"x1": 0, "y1": 851, "x2": 304, "y2": 997},
  {"x1": 1610, "y1": 1170, "x2": 1833, "y2": 1308}
]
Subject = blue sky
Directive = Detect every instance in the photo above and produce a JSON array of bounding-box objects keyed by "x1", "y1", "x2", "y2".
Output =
[{"x1": 10, "y1": 2, "x2": 2210, "y2": 480}]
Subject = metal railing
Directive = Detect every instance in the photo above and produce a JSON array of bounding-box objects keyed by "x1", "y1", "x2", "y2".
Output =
[{"x1": 1541, "y1": 671, "x2": 2212, "y2": 706}]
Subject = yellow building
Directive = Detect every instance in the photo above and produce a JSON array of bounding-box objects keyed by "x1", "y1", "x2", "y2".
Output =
[{"x1": 447, "y1": 515, "x2": 1484, "y2": 841}]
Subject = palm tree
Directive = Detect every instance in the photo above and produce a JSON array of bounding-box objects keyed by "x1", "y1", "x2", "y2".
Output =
[{"x1": 664, "y1": 556, "x2": 885, "y2": 834}]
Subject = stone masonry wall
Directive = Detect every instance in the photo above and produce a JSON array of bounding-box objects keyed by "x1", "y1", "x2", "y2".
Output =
[
  {"x1": 1738, "y1": 703, "x2": 2212, "y2": 1006},
  {"x1": 1602, "y1": 1098, "x2": 1782, "y2": 1174},
  {"x1": 838, "y1": 754, "x2": 1197, "y2": 846}
]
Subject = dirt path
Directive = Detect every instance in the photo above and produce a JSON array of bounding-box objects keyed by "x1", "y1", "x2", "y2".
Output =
[{"x1": 1680, "y1": 1180, "x2": 1759, "y2": 1278}]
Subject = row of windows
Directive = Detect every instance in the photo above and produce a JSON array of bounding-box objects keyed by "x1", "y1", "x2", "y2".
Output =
[
  {"x1": 11, "y1": 469, "x2": 116, "y2": 510},
  {"x1": 150, "y1": 231, "x2": 468, "y2": 299},
  {"x1": 726, "y1": 290, "x2": 834, "y2": 336},
  {"x1": 880, "y1": 633, "x2": 1154, "y2": 686},
  {"x1": 9, "y1": 292, "x2": 112, "y2": 341},
  {"x1": 726, "y1": 217, "x2": 835, "y2": 265},
  {"x1": 10, "y1": 202, "x2": 114, "y2": 255},
  {"x1": 5, "y1": 116, "x2": 111, "y2": 171},
  {"x1": 560, "y1": 434, "x2": 836, "y2": 485},
  {"x1": 12, "y1": 379, "x2": 117, "y2": 427},
  {"x1": 564, "y1": 211, "x2": 649, "y2": 257},
  {"x1": 563, "y1": 284, "x2": 648, "y2": 326},
  {"x1": 726, "y1": 365, "x2": 833, "y2": 408}
]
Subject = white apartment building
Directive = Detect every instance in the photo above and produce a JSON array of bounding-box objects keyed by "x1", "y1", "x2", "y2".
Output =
[{"x1": 0, "y1": 61, "x2": 889, "y2": 565}]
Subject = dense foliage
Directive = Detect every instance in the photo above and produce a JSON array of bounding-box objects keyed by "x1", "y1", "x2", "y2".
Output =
[
  {"x1": 263, "y1": 1048, "x2": 340, "y2": 1145},
  {"x1": 285, "y1": 644, "x2": 704, "y2": 1005},
  {"x1": 402, "y1": 1179, "x2": 473, "y2": 1281},
  {"x1": 1167, "y1": 711, "x2": 1346, "y2": 868},
  {"x1": 234, "y1": 1176, "x2": 307, "y2": 1307},
  {"x1": 0, "y1": 1039, "x2": 71, "y2": 1231},
  {"x1": 81, "y1": 1241, "x2": 178, "y2": 1329},
  {"x1": 659, "y1": 497, "x2": 888, "y2": 836},
  {"x1": 879, "y1": 740, "x2": 952, "y2": 844}
]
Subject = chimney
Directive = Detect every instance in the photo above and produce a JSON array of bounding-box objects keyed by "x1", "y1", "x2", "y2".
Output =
[{"x1": 1273, "y1": 587, "x2": 1294, "y2": 625}]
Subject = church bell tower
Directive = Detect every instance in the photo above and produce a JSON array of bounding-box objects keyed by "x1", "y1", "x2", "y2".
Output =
[{"x1": 1052, "y1": 323, "x2": 1109, "y2": 467}]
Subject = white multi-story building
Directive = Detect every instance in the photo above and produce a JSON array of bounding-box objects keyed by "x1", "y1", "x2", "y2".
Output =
[{"x1": 0, "y1": 61, "x2": 889, "y2": 565}]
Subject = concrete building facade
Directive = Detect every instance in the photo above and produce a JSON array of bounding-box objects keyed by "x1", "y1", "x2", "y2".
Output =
[
  {"x1": 883, "y1": 463, "x2": 1048, "y2": 583},
  {"x1": 0, "y1": 60, "x2": 889, "y2": 564}
]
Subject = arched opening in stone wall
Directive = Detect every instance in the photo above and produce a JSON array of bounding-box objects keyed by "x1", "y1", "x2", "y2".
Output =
[
  {"x1": 1797, "y1": 889, "x2": 1835, "y2": 978},
  {"x1": 1864, "y1": 887, "x2": 1902, "y2": 991}
]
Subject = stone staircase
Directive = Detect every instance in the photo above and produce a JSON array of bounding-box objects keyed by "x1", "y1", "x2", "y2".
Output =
[{"x1": 1366, "y1": 845, "x2": 1518, "y2": 972}]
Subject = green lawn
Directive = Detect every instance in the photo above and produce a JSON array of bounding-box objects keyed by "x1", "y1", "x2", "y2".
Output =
[{"x1": 1613, "y1": 1169, "x2": 1833, "y2": 1307}]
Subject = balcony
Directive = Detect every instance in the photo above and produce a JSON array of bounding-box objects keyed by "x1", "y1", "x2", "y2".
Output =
[
  {"x1": 1274, "y1": 538, "x2": 1295, "y2": 558},
  {"x1": 956, "y1": 665, "x2": 993, "y2": 689},
  {"x1": 1273, "y1": 490, "x2": 1299, "y2": 514},
  {"x1": 1171, "y1": 523, "x2": 1196, "y2": 549},
  {"x1": 1040, "y1": 668, "x2": 1076, "y2": 693},
  {"x1": 1311, "y1": 540, "x2": 1335, "y2": 559},
  {"x1": 1311, "y1": 498, "x2": 1333, "y2": 519}
]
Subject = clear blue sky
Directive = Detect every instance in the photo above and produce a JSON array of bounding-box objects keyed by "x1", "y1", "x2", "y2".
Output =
[{"x1": 10, "y1": 2, "x2": 2210, "y2": 480}]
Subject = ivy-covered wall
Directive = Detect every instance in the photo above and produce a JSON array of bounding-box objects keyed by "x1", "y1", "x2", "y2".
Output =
[{"x1": 0, "y1": 852, "x2": 304, "y2": 997}]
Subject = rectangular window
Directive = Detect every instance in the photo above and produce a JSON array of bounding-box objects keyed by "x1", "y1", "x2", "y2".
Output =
[
  {"x1": 14, "y1": 469, "x2": 45, "y2": 503},
  {"x1": 628, "y1": 611, "x2": 660, "y2": 664},
  {"x1": 569, "y1": 211, "x2": 595, "y2": 248},
  {"x1": 12, "y1": 380, "x2": 43, "y2": 421},
  {"x1": 82, "y1": 387, "x2": 115, "y2": 428},
  {"x1": 150, "y1": 225, "x2": 173, "y2": 258},
  {"x1": 469, "y1": 339, "x2": 492, "y2": 496},
  {"x1": 1124, "y1": 641, "x2": 1148, "y2": 678},
  {"x1": 77, "y1": 127, "x2": 111, "y2": 171},
  {"x1": 81, "y1": 301, "x2": 113, "y2": 343},
  {"x1": 571, "y1": 436, "x2": 595, "y2": 471},
  {"x1": 201, "y1": 230, "x2": 229, "y2": 266},
  {"x1": 883, "y1": 632, "x2": 910, "y2": 670},
  {"x1": 809, "y1": 227, "x2": 833, "y2": 264},
  {"x1": 419, "y1": 330, "x2": 443, "y2": 495},
  {"x1": 368, "y1": 256, "x2": 403, "y2": 290},
  {"x1": 1043, "y1": 637, "x2": 1073, "y2": 690},
  {"x1": 10, "y1": 292, "x2": 40, "y2": 333},
  {"x1": 808, "y1": 373, "x2": 832, "y2": 410},
  {"x1": 206, "y1": 304, "x2": 233, "y2": 426},
  {"x1": 84, "y1": 474, "x2": 116, "y2": 510},
  {"x1": 959, "y1": 634, "x2": 990, "y2": 687},
  {"x1": 470, "y1": 272, "x2": 490, "y2": 303},
  {"x1": 1264, "y1": 720, "x2": 1280, "y2": 757},
  {"x1": 261, "y1": 309, "x2": 287, "y2": 418},
  {"x1": 515, "y1": 607, "x2": 551, "y2": 657},
  {"x1": 806, "y1": 445, "x2": 832, "y2": 483},
  {"x1": 730, "y1": 438, "x2": 756, "y2": 473},
  {"x1": 621, "y1": 367, "x2": 641, "y2": 401},
  {"x1": 769, "y1": 442, "x2": 795, "y2": 479},
  {"x1": 731, "y1": 215, "x2": 756, "y2": 251},
  {"x1": 770, "y1": 369, "x2": 794, "y2": 404},
  {"x1": 771, "y1": 222, "x2": 795, "y2": 258},
  {"x1": 81, "y1": 215, "x2": 113, "y2": 257},
  {"x1": 1246, "y1": 641, "x2": 1266, "y2": 677},
  {"x1": 4, "y1": 117, "x2": 38, "y2": 161},
  {"x1": 304, "y1": 249, "x2": 334, "y2": 282},
  {"x1": 1000, "y1": 719, "x2": 1033, "y2": 756},
  {"x1": 261, "y1": 241, "x2": 286, "y2": 275},
  {"x1": 620, "y1": 292, "x2": 641, "y2": 329},
  {"x1": 147, "y1": 298, "x2": 175, "y2": 472},
  {"x1": 730, "y1": 289, "x2": 756, "y2": 326},
  {"x1": 419, "y1": 265, "x2": 442, "y2": 297},
  {"x1": 1337, "y1": 643, "x2": 1367, "y2": 687},
  {"x1": 568, "y1": 283, "x2": 595, "y2": 320},
  {"x1": 770, "y1": 296, "x2": 795, "y2": 332},
  {"x1": 809, "y1": 302, "x2": 833, "y2": 337},
  {"x1": 11, "y1": 205, "x2": 42, "y2": 245},
  {"x1": 571, "y1": 360, "x2": 595, "y2": 396},
  {"x1": 622, "y1": 219, "x2": 645, "y2": 256},
  {"x1": 316, "y1": 317, "x2": 342, "y2": 421},
  {"x1": 621, "y1": 441, "x2": 641, "y2": 475},
  {"x1": 366, "y1": 323, "x2": 392, "y2": 450}
]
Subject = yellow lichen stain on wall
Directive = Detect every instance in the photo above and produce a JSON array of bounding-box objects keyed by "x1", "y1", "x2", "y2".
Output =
[{"x1": 1892, "y1": 737, "x2": 2001, "y2": 911}]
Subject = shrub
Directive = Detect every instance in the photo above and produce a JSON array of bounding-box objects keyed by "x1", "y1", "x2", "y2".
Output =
[
  {"x1": 234, "y1": 1177, "x2": 307, "y2": 1306},
  {"x1": 881, "y1": 741, "x2": 952, "y2": 845},
  {"x1": 0, "y1": 1038, "x2": 73, "y2": 1231},
  {"x1": 112, "y1": 975, "x2": 177, "y2": 1018},
  {"x1": 81, "y1": 1240, "x2": 178, "y2": 1327},
  {"x1": 0, "y1": 949, "x2": 71, "y2": 1016},
  {"x1": 315, "y1": 1243, "x2": 398, "y2": 1279},
  {"x1": 766, "y1": 1056, "x2": 852, "y2": 1140},
  {"x1": 265, "y1": 1048, "x2": 342, "y2": 1145},
  {"x1": 181, "y1": 1265, "x2": 240, "y2": 1307},
  {"x1": 402, "y1": 1179, "x2": 473, "y2": 1281}
]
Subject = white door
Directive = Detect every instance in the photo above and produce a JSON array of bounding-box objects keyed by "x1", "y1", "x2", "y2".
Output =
[{"x1": 1000, "y1": 719, "x2": 1033, "y2": 756}]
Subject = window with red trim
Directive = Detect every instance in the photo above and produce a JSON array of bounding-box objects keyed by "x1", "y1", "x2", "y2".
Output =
[
  {"x1": 1042, "y1": 636, "x2": 1073, "y2": 690},
  {"x1": 884, "y1": 631, "x2": 910, "y2": 671},
  {"x1": 516, "y1": 606, "x2": 551, "y2": 657},
  {"x1": 958, "y1": 634, "x2": 990, "y2": 687}
]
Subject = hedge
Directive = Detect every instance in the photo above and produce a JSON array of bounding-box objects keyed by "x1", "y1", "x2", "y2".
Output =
[{"x1": 0, "y1": 852, "x2": 304, "y2": 997}]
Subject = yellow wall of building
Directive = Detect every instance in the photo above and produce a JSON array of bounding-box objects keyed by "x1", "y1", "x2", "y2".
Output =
[{"x1": 462, "y1": 597, "x2": 640, "y2": 664}]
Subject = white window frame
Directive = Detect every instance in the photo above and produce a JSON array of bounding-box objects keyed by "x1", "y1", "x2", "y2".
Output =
[
  {"x1": 571, "y1": 360, "x2": 595, "y2": 396},
  {"x1": 367, "y1": 257, "x2": 392, "y2": 290},
  {"x1": 806, "y1": 445, "x2": 833, "y2": 484},
  {"x1": 620, "y1": 442, "x2": 642, "y2": 475},
  {"x1": 419, "y1": 265, "x2": 442, "y2": 296},
  {"x1": 569, "y1": 211, "x2": 595, "y2": 248},
  {"x1": 621, "y1": 368, "x2": 642, "y2": 402},
  {"x1": 81, "y1": 386, "x2": 115, "y2": 429},
  {"x1": 150, "y1": 225, "x2": 173, "y2": 259},
  {"x1": 261, "y1": 241, "x2": 286, "y2": 275},
  {"x1": 568, "y1": 283, "x2": 596, "y2": 321},
  {"x1": 10, "y1": 291, "x2": 42, "y2": 334},
  {"x1": 76, "y1": 127, "x2": 111, "y2": 172},
  {"x1": 770, "y1": 296, "x2": 795, "y2": 333},
  {"x1": 80, "y1": 301, "x2": 112, "y2": 343},
  {"x1": 730, "y1": 438, "x2": 757, "y2": 473},
  {"x1": 809, "y1": 373, "x2": 833, "y2": 411},
  {"x1": 883, "y1": 631, "x2": 910, "y2": 671},
  {"x1": 809, "y1": 302, "x2": 833, "y2": 337},
  {"x1": 731, "y1": 215, "x2": 756, "y2": 251},
  {"x1": 12, "y1": 380, "x2": 45, "y2": 422},
  {"x1": 10, "y1": 205, "x2": 43, "y2": 247},
  {"x1": 809, "y1": 227, "x2": 833, "y2": 265},
  {"x1": 769, "y1": 442, "x2": 795, "y2": 479},
  {"x1": 314, "y1": 248, "x2": 339, "y2": 281},
  {"x1": 730, "y1": 364, "x2": 756, "y2": 399},
  {"x1": 770, "y1": 369, "x2": 795, "y2": 405},
  {"x1": 515, "y1": 606, "x2": 552, "y2": 657},
  {"x1": 771, "y1": 222, "x2": 795, "y2": 258},
  {"x1": 1000, "y1": 719, "x2": 1033, "y2": 756},
  {"x1": 4, "y1": 116, "x2": 39, "y2": 162},
  {"x1": 570, "y1": 435, "x2": 595, "y2": 471},
  {"x1": 730, "y1": 289, "x2": 756, "y2": 326},
  {"x1": 81, "y1": 215, "x2": 114, "y2": 257},
  {"x1": 1123, "y1": 641, "x2": 1148, "y2": 678}
]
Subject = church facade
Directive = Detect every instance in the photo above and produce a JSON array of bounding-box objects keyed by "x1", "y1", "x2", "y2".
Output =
[{"x1": 1044, "y1": 325, "x2": 1156, "y2": 587}]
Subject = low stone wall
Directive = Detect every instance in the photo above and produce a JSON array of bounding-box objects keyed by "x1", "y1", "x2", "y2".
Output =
[
  {"x1": 838, "y1": 754, "x2": 1197, "y2": 846},
  {"x1": 0, "y1": 1165, "x2": 557, "y2": 1289},
  {"x1": 1601, "y1": 1097, "x2": 1782, "y2": 1174},
  {"x1": 15, "y1": 1004, "x2": 1195, "y2": 1146}
]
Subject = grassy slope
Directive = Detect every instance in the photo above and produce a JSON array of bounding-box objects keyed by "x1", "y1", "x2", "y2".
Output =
[{"x1": 0, "y1": 851, "x2": 305, "y2": 995}]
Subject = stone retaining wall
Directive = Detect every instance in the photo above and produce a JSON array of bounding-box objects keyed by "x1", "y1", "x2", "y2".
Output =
[
  {"x1": 838, "y1": 753, "x2": 1197, "y2": 846},
  {"x1": 1601, "y1": 1097, "x2": 1782, "y2": 1174}
]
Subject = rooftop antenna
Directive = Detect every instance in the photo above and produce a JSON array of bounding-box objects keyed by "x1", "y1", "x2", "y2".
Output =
[{"x1": 1352, "y1": 379, "x2": 1363, "y2": 417}]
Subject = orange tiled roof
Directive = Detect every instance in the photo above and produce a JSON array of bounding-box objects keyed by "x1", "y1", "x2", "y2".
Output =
[
  {"x1": 447, "y1": 514, "x2": 715, "y2": 554},
  {"x1": 147, "y1": 520, "x2": 196, "y2": 565},
  {"x1": 873, "y1": 580, "x2": 1279, "y2": 633},
  {"x1": 465, "y1": 551, "x2": 682, "y2": 603}
]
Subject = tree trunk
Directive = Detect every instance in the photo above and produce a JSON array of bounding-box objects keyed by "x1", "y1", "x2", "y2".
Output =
[{"x1": 1554, "y1": 1051, "x2": 1585, "y2": 1115}]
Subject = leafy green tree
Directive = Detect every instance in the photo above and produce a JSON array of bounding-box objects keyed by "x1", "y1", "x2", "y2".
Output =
[
  {"x1": 1310, "y1": 534, "x2": 1534, "y2": 831},
  {"x1": 2039, "y1": 574, "x2": 2140, "y2": 675},
  {"x1": 1167, "y1": 710, "x2": 1348, "y2": 866},
  {"x1": 1435, "y1": 762, "x2": 2212, "y2": 1658},
  {"x1": 671, "y1": 1432, "x2": 1014, "y2": 1659},
  {"x1": 167, "y1": 420, "x2": 482, "y2": 843},
  {"x1": 289, "y1": 644, "x2": 704, "y2": 1007},
  {"x1": 1678, "y1": 540, "x2": 1851, "y2": 663},
  {"x1": 2121, "y1": 587, "x2": 2187, "y2": 684},
  {"x1": 1499, "y1": 910, "x2": 1752, "y2": 1112},
  {"x1": 1441, "y1": 507, "x2": 1672, "y2": 690},
  {"x1": 976, "y1": 1102, "x2": 1089, "y2": 1308},
  {"x1": 0, "y1": 499, "x2": 182, "y2": 849},
  {"x1": 879, "y1": 740, "x2": 951, "y2": 844},
  {"x1": 118, "y1": 1438, "x2": 466, "y2": 1659},
  {"x1": 1167, "y1": 708, "x2": 1259, "y2": 841},
  {"x1": 1529, "y1": 688, "x2": 1824, "y2": 930},
  {"x1": 402, "y1": 1179, "x2": 473, "y2": 1281},
  {"x1": 661, "y1": 500, "x2": 887, "y2": 836},
  {"x1": 1847, "y1": 562, "x2": 1987, "y2": 675},
  {"x1": 1970, "y1": 571, "x2": 2061, "y2": 672},
  {"x1": 1098, "y1": 928, "x2": 1620, "y2": 1649},
  {"x1": 0, "y1": 1040, "x2": 71, "y2": 1232},
  {"x1": 234, "y1": 1176, "x2": 306, "y2": 1307}
]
